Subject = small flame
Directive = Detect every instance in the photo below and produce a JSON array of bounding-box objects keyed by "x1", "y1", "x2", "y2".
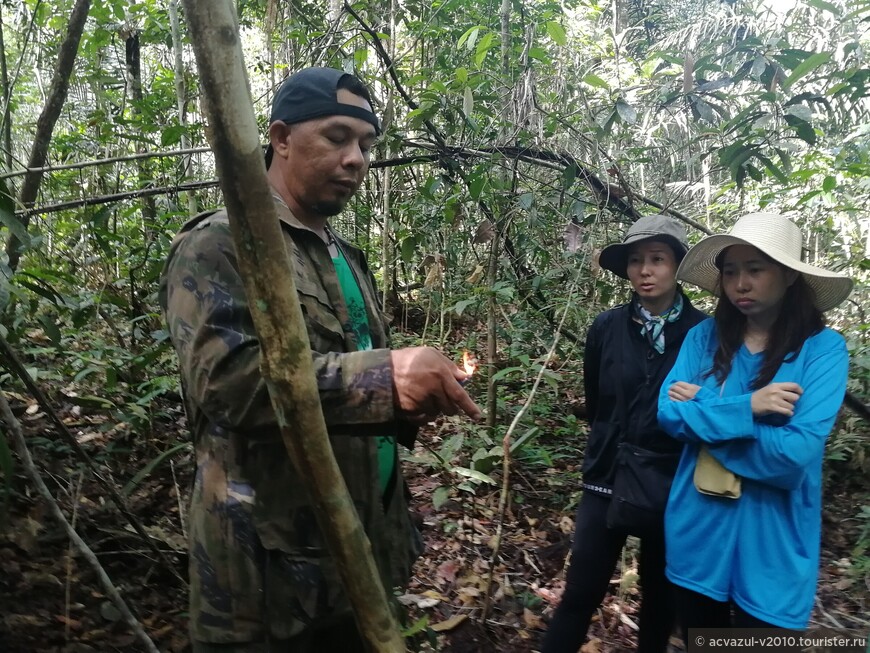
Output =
[{"x1": 462, "y1": 351, "x2": 478, "y2": 377}]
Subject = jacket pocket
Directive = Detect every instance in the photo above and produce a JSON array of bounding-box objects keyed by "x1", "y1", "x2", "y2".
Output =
[
  {"x1": 295, "y1": 277, "x2": 345, "y2": 348},
  {"x1": 263, "y1": 547, "x2": 348, "y2": 638}
]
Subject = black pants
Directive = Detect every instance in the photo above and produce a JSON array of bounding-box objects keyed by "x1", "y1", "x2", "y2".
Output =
[
  {"x1": 675, "y1": 586, "x2": 777, "y2": 631},
  {"x1": 542, "y1": 492, "x2": 675, "y2": 653}
]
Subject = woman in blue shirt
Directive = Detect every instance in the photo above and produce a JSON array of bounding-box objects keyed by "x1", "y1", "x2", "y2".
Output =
[{"x1": 658, "y1": 212, "x2": 852, "y2": 630}]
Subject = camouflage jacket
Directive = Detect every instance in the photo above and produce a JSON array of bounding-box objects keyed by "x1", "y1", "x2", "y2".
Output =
[{"x1": 158, "y1": 198, "x2": 420, "y2": 644}]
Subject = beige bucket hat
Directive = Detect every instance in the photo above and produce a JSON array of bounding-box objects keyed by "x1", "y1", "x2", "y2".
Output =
[
  {"x1": 677, "y1": 212, "x2": 853, "y2": 312},
  {"x1": 598, "y1": 214, "x2": 689, "y2": 279}
]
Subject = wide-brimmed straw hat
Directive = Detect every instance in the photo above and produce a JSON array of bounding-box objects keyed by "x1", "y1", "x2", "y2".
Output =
[
  {"x1": 677, "y1": 212, "x2": 853, "y2": 312},
  {"x1": 598, "y1": 214, "x2": 689, "y2": 279}
]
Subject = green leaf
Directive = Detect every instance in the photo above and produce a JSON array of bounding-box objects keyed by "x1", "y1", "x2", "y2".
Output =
[
  {"x1": 122, "y1": 441, "x2": 191, "y2": 496},
  {"x1": 783, "y1": 52, "x2": 831, "y2": 89},
  {"x1": 0, "y1": 278, "x2": 8, "y2": 312},
  {"x1": 582, "y1": 74, "x2": 610, "y2": 90},
  {"x1": 774, "y1": 148, "x2": 792, "y2": 175},
  {"x1": 615, "y1": 100, "x2": 637, "y2": 124},
  {"x1": 406, "y1": 104, "x2": 438, "y2": 129},
  {"x1": 528, "y1": 46, "x2": 549, "y2": 62},
  {"x1": 719, "y1": 143, "x2": 755, "y2": 181},
  {"x1": 797, "y1": 190, "x2": 823, "y2": 205},
  {"x1": 402, "y1": 615, "x2": 429, "y2": 638},
  {"x1": 745, "y1": 163, "x2": 763, "y2": 182},
  {"x1": 785, "y1": 104, "x2": 812, "y2": 122},
  {"x1": 561, "y1": 164, "x2": 577, "y2": 189},
  {"x1": 0, "y1": 178, "x2": 29, "y2": 248},
  {"x1": 693, "y1": 98, "x2": 717, "y2": 123},
  {"x1": 750, "y1": 56, "x2": 767, "y2": 79},
  {"x1": 490, "y1": 365, "x2": 524, "y2": 382},
  {"x1": 160, "y1": 125, "x2": 185, "y2": 147},
  {"x1": 784, "y1": 114, "x2": 817, "y2": 145},
  {"x1": 518, "y1": 192, "x2": 534, "y2": 209},
  {"x1": 822, "y1": 175, "x2": 837, "y2": 192},
  {"x1": 66, "y1": 395, "x2": 117, "y2": 409},
  {"x1": 471, "y1": 448, "x2": 499, "y2": 474},
  {"x1": 600, "y1": 108, "x2": 618, "y2": 135},
  {"x1": 74, "y1": 366, "x2": 101, "y2": 382},
  {"x1": 432, "y1": 486, "x2": 451, "y2": 510},
  {"x1": 38, "y1": 314, "x2": 62, "y2": 348},
  {"x1": 468, "y1": 174, "x2": 485, "y2": 200},
  {"x1": 451, "y1": 466, "x2": 496, "y2": 485},
  {"x1": 400, "y1": 236, "x2": 417, "y2": 263},
  {"x1": 353, "y1": 47, "x2": 368, "y2": 68},
  {"x1": 509, "y1": 427, "x2": 540, "y2": 455},
  {"x1": 462, "y1": 87, "x2": 474, "y2": 116},
  {"x1": 16, "y1": 278, "x2": 63, "y2": 305},
  {"x1": 474, "y1": 32, "x2": 495, "y2": 67},
  {"x1": 696, "y1": 77, "x2": 732, "y2": 92},
  {"x1": 439, "y1": 432, "x2": 464, "y2": 461},
  {"x1": 805, "y1": 0, "x2": 841, "y2": 15},
  {"x1": 546, "y1": 21, "x2": 567, "y2": 46},
  {"x1": 455, "y1": 67, "x2": 468, "y2": 85},
  {"x1": 757, "y1": 155, "x2": 789, "y2": 184},
  {"x1": 106, "y1": 366, "x2": 117, "y2": 390},
  {"x1": 453, "y1": 298, "x2": 477, "y2": 315},
  {"x1": 458, "y1": 26, "x2": 482, "y2": 51}
]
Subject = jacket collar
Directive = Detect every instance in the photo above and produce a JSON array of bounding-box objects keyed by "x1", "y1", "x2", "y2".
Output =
[
  {"x1": 271, "y1": 192, "x2": 318, "y2": 233},
  {"x1": 270, "y1": 192, "x2": 357, "y2": 253}
]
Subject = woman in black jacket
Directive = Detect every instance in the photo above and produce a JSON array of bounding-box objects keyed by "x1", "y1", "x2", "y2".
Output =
[{"x1": 543, "y1": 215, "x2": 707, "y2": 653}]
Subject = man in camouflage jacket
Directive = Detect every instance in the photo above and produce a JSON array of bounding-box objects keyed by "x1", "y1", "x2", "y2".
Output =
[{"x1": 159, "y1": 68, "x2": 480, "y2": 652}]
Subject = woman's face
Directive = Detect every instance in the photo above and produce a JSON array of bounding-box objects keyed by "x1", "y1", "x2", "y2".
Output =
[
  {"x1": 626, "y1": 240, "x2": 678, "y2": 306},
  {"x1": 720, "y1": 245, "x2": 796, "y2": 323}
]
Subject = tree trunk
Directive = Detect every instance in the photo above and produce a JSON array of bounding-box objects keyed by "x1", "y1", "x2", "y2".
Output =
[
  {"x1": 265, "y1": 0, "x2": 277, "y2": 92},
  {"x1": 180, "y1": 1, "x2": 405, "y2": 651},
  {"x1": 169, "y1": 0, "x2": 198, "y2": 216},
  {"x1": 380, "y1": 0, "x2": 397, "y2": 314},
  {"x1": 5, "y1": 0, "x2": 92, "y2": 271},
  {"x1": 124, "y1": 29, "x2": 157, "y2": 226},
  {"x1": 380, "y1": 164, "x2": 393, "y2": 314},
  {"x1": 0, "y1": 5, "x2": 12, "y2": 173}
]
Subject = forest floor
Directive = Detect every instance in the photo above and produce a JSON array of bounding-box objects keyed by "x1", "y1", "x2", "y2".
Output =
[{"x1": 0, "y1": 378, "x2": 868, "y2": 653}]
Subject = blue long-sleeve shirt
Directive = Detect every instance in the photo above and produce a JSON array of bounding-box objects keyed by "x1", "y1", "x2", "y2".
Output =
[{"x1": 658, "y1": 319, "x2": 848, "y2": 628}]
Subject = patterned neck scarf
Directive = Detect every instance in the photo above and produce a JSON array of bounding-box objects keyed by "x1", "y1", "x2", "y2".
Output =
[{"x1": 635, "y1": 292, "x2": 683, "y2": 354}]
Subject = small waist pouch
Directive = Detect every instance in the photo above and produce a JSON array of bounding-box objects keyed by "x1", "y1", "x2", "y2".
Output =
[{"x1": 693, "y1": 445, "x2": 741, "y2": 499}]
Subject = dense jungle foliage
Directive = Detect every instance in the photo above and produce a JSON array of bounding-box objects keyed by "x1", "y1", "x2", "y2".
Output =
[{"x1": 0, "y1": 0, "x2": 867, "y2": 649}]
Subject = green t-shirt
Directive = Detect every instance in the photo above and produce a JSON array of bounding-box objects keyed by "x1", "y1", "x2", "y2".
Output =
[{"x1": 332, "y1": 247, "x2": 396, "y2": 496}]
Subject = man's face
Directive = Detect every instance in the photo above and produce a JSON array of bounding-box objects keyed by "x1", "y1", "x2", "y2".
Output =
[{"x1": 276, "y1": 89, "x2": 377, "y2": 219}]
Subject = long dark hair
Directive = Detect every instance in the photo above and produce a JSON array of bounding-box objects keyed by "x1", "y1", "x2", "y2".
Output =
[{"x1": 706, "y1": 254, "x2": 825, "y2": 389}]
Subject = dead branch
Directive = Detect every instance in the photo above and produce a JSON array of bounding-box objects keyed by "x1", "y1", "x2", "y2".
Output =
[
  {"x1": 0, "y1": 145, "x2": 214, "y2": 180},
  {"x1": 13, "y1": 142, "x2": 704, "y2": 235},
  {"x1": 0, "y1": 393, "x2": 160, "y2": 653},
  {"x1": 12, "y1": 156, "x2": 439, "y2": 217},
  {"x1": 16, "y1": 180, "x2": 220, "y2": 217}
]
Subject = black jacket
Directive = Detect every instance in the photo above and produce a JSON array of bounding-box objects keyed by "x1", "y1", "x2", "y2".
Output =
[{"x1": 581, "y1": 292, "x2": 707, "y2": 495}]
